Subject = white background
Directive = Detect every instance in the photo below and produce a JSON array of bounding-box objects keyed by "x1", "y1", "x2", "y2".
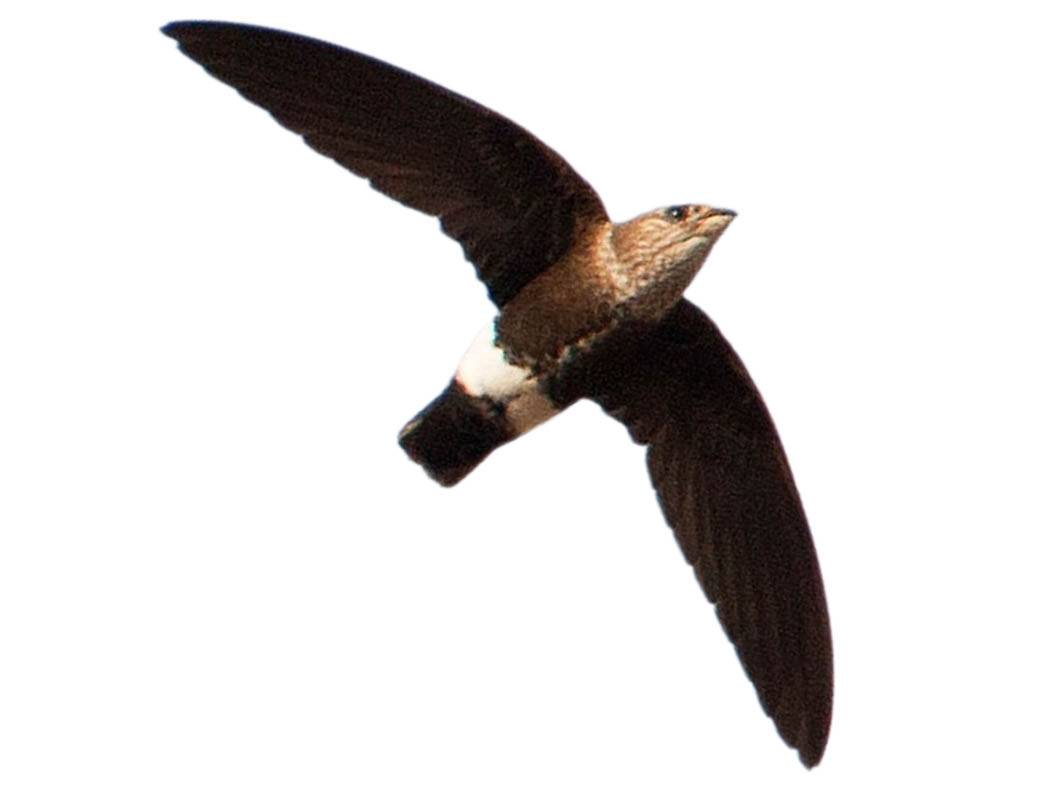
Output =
[{"x1": 2, "y1": 2, "x2": 1055, "y2": 789}]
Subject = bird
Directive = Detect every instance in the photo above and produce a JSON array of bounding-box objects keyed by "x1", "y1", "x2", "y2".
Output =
[{"x1": 162, "y1": 20, "x2": 833, "y2": 767}]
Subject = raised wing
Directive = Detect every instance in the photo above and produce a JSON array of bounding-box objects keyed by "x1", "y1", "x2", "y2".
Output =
[
  {"x1": 552, "y1": 299, "x2": 833, "y2": 766},
  {"x1": 163, "y1": 21, "x2": 608, "y2": 306}
]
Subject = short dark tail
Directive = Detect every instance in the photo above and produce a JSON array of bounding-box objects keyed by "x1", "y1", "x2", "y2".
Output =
[{"x1": 398, "y1": 381, "x2": 513, "y2": 487}]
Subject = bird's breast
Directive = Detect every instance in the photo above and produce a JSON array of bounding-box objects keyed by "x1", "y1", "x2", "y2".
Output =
[{"x1": 496, "y1": 224, "x2": 623, "y2": 367}]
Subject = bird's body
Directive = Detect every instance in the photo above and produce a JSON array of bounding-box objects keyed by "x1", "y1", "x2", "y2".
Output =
[
  {"x1": 407, "y1": 203, "x2": 737, "y2": 483},
  {"x1": 164, "y1": 20, "x2": 833, "y2": 768}
]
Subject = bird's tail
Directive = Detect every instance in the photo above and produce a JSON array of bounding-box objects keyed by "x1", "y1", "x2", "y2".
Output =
[{"x1": 398, "y1": 381, "x2": 513, "y2": 487}]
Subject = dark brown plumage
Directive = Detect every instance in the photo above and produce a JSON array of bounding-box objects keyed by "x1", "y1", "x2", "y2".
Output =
[
  {"x1": 162, "y1": 21, "x2": 606, "y2": 307},
  {"x1": 164, "y1": 20, "x2": 833, "y2": 768},
  {"x1": 551, "y1": 300, "x2": 832, "y2": 767}
]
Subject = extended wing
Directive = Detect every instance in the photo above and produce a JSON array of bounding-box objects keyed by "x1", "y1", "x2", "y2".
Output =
[
  {"x1": 163, "y1": 21, "x2": 607, "y2": 306},
  {"x1": 552, "y1": 299, "x2": 833, "y2": 766}
]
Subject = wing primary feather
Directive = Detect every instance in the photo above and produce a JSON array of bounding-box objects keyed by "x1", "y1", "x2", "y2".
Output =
[
  {"x1": 561, "y1": 300, "x2": 833, "y2": 767},
  {"x1": 163, "y1": 20, "x2": 608, "y2": 307}
]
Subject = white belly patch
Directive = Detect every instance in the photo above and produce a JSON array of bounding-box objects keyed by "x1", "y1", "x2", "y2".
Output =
[{"x1": 454, "y1": 321, "x2": 560, "y2": 435}]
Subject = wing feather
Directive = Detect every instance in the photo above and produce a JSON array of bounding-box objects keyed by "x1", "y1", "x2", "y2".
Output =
[
  {"x1": 552, "y1": 299, "x2": 833, "y2": 766},
  {"x1": 163, "y1": 21, "x2": 607, "y2": 306}
]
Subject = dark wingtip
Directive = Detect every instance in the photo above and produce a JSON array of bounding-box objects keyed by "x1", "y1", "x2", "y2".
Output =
[
  {"x1": 160, "y1": 20, "x2": 192, "y2": 39},
  {"x1": 799, "y1": 740, "x2": 825, "y2": 769},
  {"x1": 792, "y1": 703, "x2": 831, "y2": 768},
  {"x1": 161, "y1": 20, "x2": 233, "y2": 43}
]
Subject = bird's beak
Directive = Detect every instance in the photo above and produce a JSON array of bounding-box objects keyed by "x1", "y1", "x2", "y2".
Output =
[
  {"x1": 706, "y1": 207, "x2": 737, "y2": 219},
  {"x1": 696, "y1": 206, "x2": 737, "y2": 237}
]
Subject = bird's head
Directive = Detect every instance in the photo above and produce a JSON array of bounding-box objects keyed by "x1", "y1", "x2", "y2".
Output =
[{"x1": 610, "y1": 204, "x2": 736, "y2": 317}]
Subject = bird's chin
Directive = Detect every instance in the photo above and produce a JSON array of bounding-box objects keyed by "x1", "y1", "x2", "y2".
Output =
[
  {"x1": 668, "y1": 235, "x2": 714, "y2": 261},
  {"x1": 698, "y1": 213, "x2": 735, "y2": 238}
]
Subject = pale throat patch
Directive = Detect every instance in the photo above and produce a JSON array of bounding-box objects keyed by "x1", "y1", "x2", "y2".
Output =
[{"x1": 454, "y1": 320, "x2": 560, "y2": 435}]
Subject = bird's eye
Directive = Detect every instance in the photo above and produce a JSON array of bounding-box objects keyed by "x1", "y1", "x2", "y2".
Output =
[{"x1": 665, "y1": 205, "x2": 687, "y2": 221}]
